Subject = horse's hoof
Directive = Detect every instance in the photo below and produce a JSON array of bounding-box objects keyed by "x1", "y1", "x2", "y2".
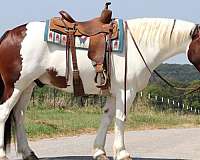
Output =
[
  {"x1": 23, "y1": 152, "x2": 39, "y2": 160},
  {"x1": 0, "y1": 157, "x2": 9, "y2": 160},
  {"x1": 94, "y1": 154, "x2": 109, "y2": 160}
]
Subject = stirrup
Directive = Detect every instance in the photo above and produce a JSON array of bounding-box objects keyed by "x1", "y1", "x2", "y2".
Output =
[{"x1": 94, "y1": 70, "x2": 108, "y2": 88}]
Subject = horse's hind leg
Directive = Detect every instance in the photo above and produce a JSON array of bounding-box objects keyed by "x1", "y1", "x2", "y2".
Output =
[
  {"x1": 93, "y1": 96, "x2": 116, "y2": 160},
  {"x1": 12, "y1": 83, "x2": 39, "y2": 160},
  {"x1": 0, "y1": 85, "x2": 22, "y2": 160}
]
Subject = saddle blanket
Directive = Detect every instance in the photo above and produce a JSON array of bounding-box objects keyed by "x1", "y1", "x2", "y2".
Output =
[{"x1": 44, "y1": 19, "x2": 124, "y2": 53}]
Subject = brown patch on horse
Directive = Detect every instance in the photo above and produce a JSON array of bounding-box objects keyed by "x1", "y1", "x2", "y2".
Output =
[
  {"x1": 0, "y1": 24, "x2": 27, "y2": 152},
  {"x1": 0, "y1": 24, "x2": 27, "y2": 101},
  {"x1": 47, "y1": 68, "x2": 68, "y2": 88},
  {"x1": 188, "y1": 32, "x2": 200, "y2": 72}
]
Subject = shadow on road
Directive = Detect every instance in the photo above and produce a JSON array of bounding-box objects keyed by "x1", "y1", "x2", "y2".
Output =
[{"x1": 38, "y1": 156, "x2": 188, "y2": 160}]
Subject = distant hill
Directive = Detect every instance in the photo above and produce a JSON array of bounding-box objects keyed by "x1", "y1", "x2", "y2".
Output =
[{"x1": 150, "y1": 63, "x2": 200, "y2": 83}]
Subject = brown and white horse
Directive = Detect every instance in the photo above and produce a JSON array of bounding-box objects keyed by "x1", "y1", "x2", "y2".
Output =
[{"x1": 0, "y1": 18, "x2": 199, "y2": 160}]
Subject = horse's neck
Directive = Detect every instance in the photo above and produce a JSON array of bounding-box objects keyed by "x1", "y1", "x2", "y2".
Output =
[{"x1": 127, "y1": 18, "x2": 195, "y2": 69}]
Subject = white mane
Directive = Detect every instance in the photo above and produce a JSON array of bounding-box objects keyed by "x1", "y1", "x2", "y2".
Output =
[{"x1": 127, "y1": 18, "x2": 195, "y2": 50}]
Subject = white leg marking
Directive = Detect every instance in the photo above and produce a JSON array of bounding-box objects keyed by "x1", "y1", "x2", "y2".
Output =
[
  {"x1": 13, "y1": 83, "x2": 35, "y2": 158},
  {"x1": 0, "y1": 89, "x2": 21, "y2": 122},
  {"x1": 0, "y1": 88, "x2": 21, "y2": 158},
  {"x1": 93, "y1": 96, "x2": 116, "y2": 159},
  {"x1": 113, "y1": 89, "x2": 136, "y2": 160},
  {"x1": 0, "y1": 123, "x2": 5, "y2": 158}
]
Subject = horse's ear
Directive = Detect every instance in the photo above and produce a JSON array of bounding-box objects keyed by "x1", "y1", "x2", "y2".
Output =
[{"x1": 191, "y1": 24, "x2": 200, "y2": 40}]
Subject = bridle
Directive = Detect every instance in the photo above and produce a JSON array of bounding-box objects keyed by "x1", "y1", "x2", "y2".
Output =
[
  {"x1": 124, "y1": 20, "x2": 200, "y2": 96},
  {"x1": 190, "y1": 24, "x2": 200, "y2": 40}
]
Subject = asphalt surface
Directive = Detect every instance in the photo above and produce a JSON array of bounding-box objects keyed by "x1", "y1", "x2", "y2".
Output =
[{"x1": 8, "y1": 128, "x2": 200, "y2": 160}]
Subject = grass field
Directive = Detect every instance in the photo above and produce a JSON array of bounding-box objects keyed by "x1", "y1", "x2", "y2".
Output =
[{"x1": 25, "y1": 103, "x2": 200, "y2": 139}]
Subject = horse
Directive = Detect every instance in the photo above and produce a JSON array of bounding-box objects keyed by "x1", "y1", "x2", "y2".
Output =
[{"x1": 0, "y1": 18, "x2": 199, "y2": 160}]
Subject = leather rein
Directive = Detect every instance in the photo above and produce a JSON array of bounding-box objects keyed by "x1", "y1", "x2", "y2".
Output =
[{"x1": 124, "y1": 20, "x2": 200, "y2": 96}]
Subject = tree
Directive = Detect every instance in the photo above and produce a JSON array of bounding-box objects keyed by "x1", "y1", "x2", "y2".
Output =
[{"x1": 183, "y1": 80, "x2": 200, "y2": 110}]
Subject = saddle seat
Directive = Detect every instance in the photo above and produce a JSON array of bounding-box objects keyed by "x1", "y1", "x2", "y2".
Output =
[
  {"x1": 60, "y1": 4, "x2": 112, "y2": 24},
  {"x1": 50, "y1": 11, "x2": 118, "y2": 38},
  {"x1": 58, "y1": 4, "x2": 114, "y2": 36}
]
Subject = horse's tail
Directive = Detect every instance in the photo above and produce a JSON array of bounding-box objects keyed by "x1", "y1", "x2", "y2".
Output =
[
  {"x1": 0, "y1": 30, "x2": 14, "y2": 152},
  {"x1": 4, "y1": 111, "x2": 13, "y2": 152}
]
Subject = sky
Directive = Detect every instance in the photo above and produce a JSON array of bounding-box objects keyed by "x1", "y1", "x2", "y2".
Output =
[{"x1": 0, "y1": 0, "x2": 200, "y2": 64}]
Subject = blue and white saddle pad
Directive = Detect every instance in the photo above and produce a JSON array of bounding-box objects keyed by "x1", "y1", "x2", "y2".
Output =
[{"x1": 44, "y1": 19, "x2": 124, "y2": 53}]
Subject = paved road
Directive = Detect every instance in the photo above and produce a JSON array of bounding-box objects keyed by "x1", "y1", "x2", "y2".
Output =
[{"x1": 8, "y1": 128, "x2": 200, "y2": 160}]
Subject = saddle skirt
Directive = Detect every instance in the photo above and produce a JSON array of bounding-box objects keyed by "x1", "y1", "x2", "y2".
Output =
[{"x1": 44, "y1": 19, "x2": 124, "y2": 53}]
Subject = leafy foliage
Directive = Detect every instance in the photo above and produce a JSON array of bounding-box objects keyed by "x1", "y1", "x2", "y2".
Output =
[
  {"x1": 151, "y1": 63, "x2": 200, "y2": 83},
  {"x1": 183, "y1": 81, "x2": 200, "y2": 110}
]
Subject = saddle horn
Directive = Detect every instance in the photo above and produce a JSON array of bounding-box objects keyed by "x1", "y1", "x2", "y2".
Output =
[
  {"x1": 100, "y1": 2, "x2": 112, "y2": 24},
  {"x1": 105, "y1": 2, "x2": 111, "y2": 9}
]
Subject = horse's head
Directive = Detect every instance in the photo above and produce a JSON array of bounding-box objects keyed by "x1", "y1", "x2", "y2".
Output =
[{"x1": 188, "y1": 24, "x2": 200, "y2": 72}]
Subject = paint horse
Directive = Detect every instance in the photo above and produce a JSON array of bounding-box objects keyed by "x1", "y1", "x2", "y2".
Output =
[{"x1": 0, "y1": 18, "x2": 199, "y2": 160}]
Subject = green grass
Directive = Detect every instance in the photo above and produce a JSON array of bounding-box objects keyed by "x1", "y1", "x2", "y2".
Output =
[
  {"x1": 126, "y1": 109, "x2": 200, "y2": 130},
  {"x1": 25, "y1": 105, "x2": 102, "y2": 138},
  {"x1": 25, "y1": 104, "x2": 200, "y2": 139}
]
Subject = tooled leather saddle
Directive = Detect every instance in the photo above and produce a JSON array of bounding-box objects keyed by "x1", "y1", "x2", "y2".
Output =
[{"x1": 49, "y1": 2, "x2": 118, "y2": 96}]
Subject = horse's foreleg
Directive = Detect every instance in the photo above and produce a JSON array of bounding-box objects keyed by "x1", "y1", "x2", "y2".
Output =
[
  {"x1": 0, "y1": 122, "x2": 6, "y2": 160},
  {"x1": 13, "y1": 83, "x2": 39, "y2": 160},
  {"x1": 113, "y1": 89, "x2": 136, "y2": 160},
  {"x1": 0, "y1": 87, "x2": 21, "y2": 159},
  {"x1": 93, "y1": 96, "x2": 116, "y2": 160}
]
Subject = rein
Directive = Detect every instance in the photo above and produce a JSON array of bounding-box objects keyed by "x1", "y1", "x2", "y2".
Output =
[
  {"x1": 124, "y1": 21, "x2": 128, "y2": 117},
  {"x1": 125, "y1": 20, "x2": 200, "y2": 95}
]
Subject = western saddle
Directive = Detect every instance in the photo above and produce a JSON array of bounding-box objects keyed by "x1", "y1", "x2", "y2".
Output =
[{"x1": 49, "y1": 2, "x2": 118, "y2": 96}]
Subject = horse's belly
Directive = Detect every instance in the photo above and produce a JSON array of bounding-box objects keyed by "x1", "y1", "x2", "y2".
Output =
[{"x1": 39, "y1": 47, "x2": 101, "y2": 94}]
